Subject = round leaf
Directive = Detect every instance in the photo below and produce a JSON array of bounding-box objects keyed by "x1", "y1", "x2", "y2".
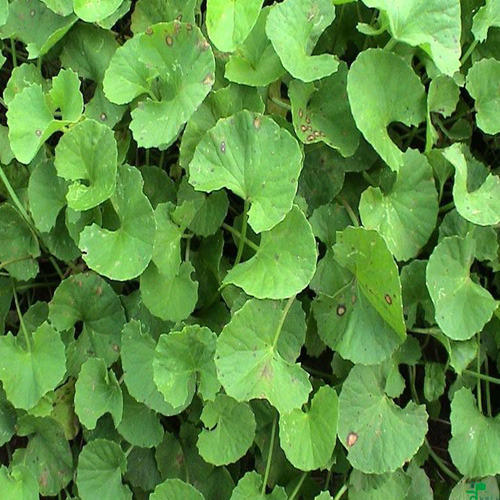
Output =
[
  {"x1": 223, "y1": 206, "x2": 317, "y2": 299},
  {"x1": 215, "y1": 298, "x2": 312, "y2": 414},
  {"x1": 472, "y1": 0, "x2": 500, "y2": 42},
  {"x1": 426, "y1": 235, "x2": 497, "y2": 340},
  {"x1": 131, "y1": 0, "x2": 196, "y2": 34},
  {"x1": 359, "y1": 149, "x2": 439, "y2": 261},
  {"x1": 54, "y1": 119, "x2": 117, "y2": 211},
  {"x1": 337, "y1": 364, "x2": 428, "y2": 473},
  {"x1": 151, "y1": 479, "x2": 204, "y2": 500},
  {"x1": 197, "y1": 394, "x2": 256, "y2": 466},
  {"x1": 79, "y1": 164, "x2": 156, "y2": 281},
  {"x1": 347, "y1": 49, "x2": 426, "y2": 172},
  {"x1": 279, "y1": 386, "x2": 339, "y2": 471},
  {"x1": 189, "y1": 110, "x2": 303, "y2": 233},
  {"x1": 0, "y1": 465, "x2": 38, "y2": 500},
  {"x1": 73, "y1": 0, "x2": 123, "y2": 22},
  {"x1": 266, "y1": 0, "x2": 339, "y2": 82},
  {"x1": 0, "y1": 322, "x2": 66, "y2": 410}
]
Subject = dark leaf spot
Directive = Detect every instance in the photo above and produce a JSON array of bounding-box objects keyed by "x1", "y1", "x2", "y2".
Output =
[{"x1": 384, "y1": 294, "x2": 393, "y2": 305}]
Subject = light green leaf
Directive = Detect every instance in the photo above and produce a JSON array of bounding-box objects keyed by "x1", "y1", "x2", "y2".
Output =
[
  {"x1": 79, "y1": 164, "x2": 155, "y2": 280},
  {"x1": 442, "y1": 144, "x2": 500, "y2": 226},
  {"x1": 28, "y1": 159, "x2": 67, "y2": 233},
  {"x1": 85, "y1": 85, "x2": 127, "y2": 128},
  {"x1": 279, "y1": 386, "x2": 338, "y2": 471},
  {"x1": 338, "y1": 364, "x2": 428, "y2": 473},
  {"x1": 231, "y1": 471, "x2": 287, "y2": 500},
  {"x1": 0, "y1": 203, "x2": 40, "y2": 281},
  {"x1": 180, "y1": 84, "x2": 264, "y2": 170},
  {"x1": 153, "y1": 325, "x2": 219, "y2": 408},
  {"x1": 75, "y1": 358, "x2": 123, "y2": 429},
  {"x1": 361, "y1": 0, "x2": 461, "y2": 75},
  {"x1": 466, "y1": 58, "x2": 500, "y2": 135},
  {"x1": 359, "y1": 149, "x2": 438, "y2": 261},
  {"x1": 48, "y1": 68, "x2": 83, "y2": 121},
  {"x1": 189, "y1": 110, "x2": 302, "y2": 233},
  {"x1": 54, "y1": 119, "x2": 117, "y2": 211},
  {"x1": 0, "y1": 322, "x2": 66, "y2": 410},
  {"x1": 76, "y1": 439, "x2": 132, "y2": 500},
  {"x1": 215, "y1": 298, "x2": 312, "y2": 414},
  {"x1": 450, "y1": 477, "x2": 499, "y2": 500},
  {"x1": 73, "y1": 0, "x2": 123, "y2": 22},
  {"x1": 131, "y1": 0, "x2": 196, "y2": 34},
  {"x1": 289, "y1": 62, "x2": 360, "y2": 157},
  {"x1": 117, "y1": 389, "x2": 163, "y2": 448},
  {"x1": 449, "y1": 388, "x2": 500, "y2": 476},
  {"x1": 225, "y1": 7, "x2": 285, "y2": 87},
  {"x1": 48, "y1": 272, "x2": 126, "y2": 369},
  {"x1": 151, "y1": 479, "x2": 204, "y2": 500},
  {"x1": 423, "y1": 362, "x2": 446, "y2": 401},
  {"x1": 0, "y1": 0, "x2": 8, "y2": 25},
  {"x1": 3, "y1": 63, "x2": 44, "y2": 106},
  {"x1": 348, "y1": 469, "x2": 411, "y2": 500},
  {"x1": 426, "y1": 235, "x2": 497, "y2": 340},
  {"x1": 0, "y1": 465, "x2": 39, "y2": 500},
  {"x1": 13, "y1": 416, "x2": 73, "y2": 496},
  {"x1": 266, "y1": 0, "x2": 338, "y2": 82},
  {"x1": 347, "y1": 49, "x2": 426, "y2": 172},
  {"x1": 40, "y1": 0, "x2": 73, "y2": 16},
  {"x1": 206, "y1": 0, "x2": 263, "y2": 52},
  {"x1": 472, "y1": 0, "x2": 500, "y2": 42},
  {"x1": 121, "y1": 321, "x2": 191, "y2": 416},
  {"x1": 223, "y1": 206, "x2": 317, "y2": 299},
  {"x1": 1, "y1": 0, "x2": 76, "y2": 59},
  {"x1": 197, "y1": 394, "x2": 256, "y2": 466}
]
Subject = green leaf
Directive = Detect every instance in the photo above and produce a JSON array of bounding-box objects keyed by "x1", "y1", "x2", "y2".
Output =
[
  {"x1": 117, "y1": 389, "x2": 163, "y2": 448},
  {"x1": 54, "y1": 119, "x2": 117, "y2": 211},
  {"x1": 472, "y1": 0, "x2": 500, "y2": 42},
  {"x1": 361, "y1": 0, "x2": 461, "y2": 75},
  {"x1": 225, "y1": 7, "x2": 285, "y2": 87},
  {"x1": 13, "y1": 416, "x2": 73, "y2": 496},
  {"x1": 279, "y1": 386, "x2": 339, "y2": 471},
  {"x1": 1, "y1": 0, "x2": 76, "y2": 59},
  {"x1": 76, "y1": 439, "x2": 132, "y2": 500},
  {"x1": 347, "y1": 49, "x2": 426, "y2": 172},
  {"x1": 449, "y1": 387, "x2": 500, "y2": 476},
  {"x1": 231, "y1": 471, "x2": 287, "y2": 500},
  {"x1": 450, "y1": 478, "x2": 499, "y2": 500},
  {"x1": 28, "y1": 159, "x2": 67, "y2": 233},
  {"x1": 85, "y1": 85, "x2": 127, "y2": 129},
  {"x1": 197, "y1": 394, "x2": 256, "y2": 466},
  {"x1": 0, "y1": 322, "x2": 66, "y2": 410},
  {"x1": 0, "y1": 0, "x2": 8, "y2": 25},
  {"x1": 0, "y1": 203, "x2": 40, "y2": 281},
  {"x1": 189, "y1": 110, "x2": 302, "y2": 233},
  {"x1": 3, "y1": 63, "x2": 44, "y2": 106},
  {"x1": 79, "y1": 164, "x2": 155, "y2": 280},
  {"x1": 289, "y1": 62, "x2": 360, "y2": 157},
  {"x1": 74, "y1": 358, "x2": 123, "y2": 429},
  {"x1": 423, "y1": 362, "x2": 446, "y2": 401},
  {"x1": 466, "y1": 58, "x2": 500, "y2": 135},
  {"x1": 338, "y1": 364, "x2": 428, "y2": 473},
  {"x1": 73, "y1": 0, "x2": 123, "y2": 22},
  {"x1": 0, "y1": 465, "x2": 39, "y2": 500},
  {"x1": 153, "y1": 325, "x2": 220, "y2": 408},
  {"x1": 359, "y1": 149, "x2": 439, "y2": 261},
  {"x1": 40, "y1": 0, "x2": 73, "y2": 16},
  {"x1": 223, "y1": 206, "x2": 317, "y2": 299},
  {"x1": 348, "y1": 469, "x2": 411, "y2": 500},
  {"x1": 206, "y1": 0, "x2": 263, "y2": 52},
  {"x1": 266, "y1": 0, "x2": 339, "y2": 82},
  {"x1": 131, "y1": 0, "x2": 196, "y2": 34},
  {"x1": 442, "y1": 144, "x2": 500, "y2": 226},
  {"x1": 48, "y1": 272, "x2": 126, "y2": 369},
  {"x1": 180, "y1": 84, "x2": 264, "y2": 170},
  {"x1": 121, "y1": 321, "x2": 191, "y2": 416},
  {"x1": 151, "y1": 479, "x2": 204, "y2": 500},
  {"x1": 426, "y1": 235, "x2": 497, "y2": 340},
  {"x1": 215, "y1": 298, "x2": 312, "y2": 414}
]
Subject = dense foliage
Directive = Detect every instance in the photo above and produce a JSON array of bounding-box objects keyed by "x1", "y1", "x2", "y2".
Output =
[{"x1": 0, "y1": 0, "x2": 499, "y2": 498}]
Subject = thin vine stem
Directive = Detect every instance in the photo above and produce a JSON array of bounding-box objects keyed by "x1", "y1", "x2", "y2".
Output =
[
  {"x1": 333, "y1": 484, "x2": 348, "y2": 500},
  {"x1": 289, "y1": 472, "x2": 307, "y2": 500},
  {"x1": 12, "y1": 280, "x2": 32, "y2": 351},
  {"x1": 463, "y1": 369, "x2": 500, "y2": 385},
  {"x1": 221, "y1": 222, "x2": 259, "y2": 252},
  {"x1": 234, "y1": 199, "x2": 249, "y2": 266},
  {"x1": 261, "y1": 415, "x2": 277, "y2": 496},
  {"x1": 460, "y1": 39, "x2": 478, "y2": 66},
  {"x1": 476, "y1": 332, "x2": 483, "y2": 414},
  {"x1": 424, "y1": 438, "x2": 460, "y2": 482},
  {"x1": 272, "y1": 295, "x2": 296, "y2": 350},
  {"x1": 338, "y1": 196, "x2": 359, "y2": 227}
]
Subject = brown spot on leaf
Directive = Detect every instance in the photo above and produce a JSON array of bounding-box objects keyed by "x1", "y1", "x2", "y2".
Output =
[
  {"x1": 384, "y1": 294, "x2": 393, "y2": 305},
  {"x1": 35, "y1": 129, "x2": 42, "y2": 137},
  {"x1": 336, "y1": 304, "x2": 346, "y2": 316},
  {"x1": 99, "y1": 112, "x2": 107, "y2": 122},
  {"x1": 301, "y1": 125, "x2": 308, "y2": 132},
  {"x1": 347, "y1": 432, "x2": 358, "y2": 447},
  {"x1": 203, "y1": 73, "x2": 214, "y2": 85},
  {"x1": 260, "y1": 362, "x2": 273, "y2": 380},
  {"x1": 145, "y1": 27, "x2": 153, "y2": 36},
  {"x1": 253, "y1": 116, "x2": 261, "y2": 129},
  {"x1": 166, "y1": 35, "x2": 173, "y2": 46},
  {"x1": 307, "y1": 134, "x2": 315, "y2": 141},
  {"x1": 298, "y1": 109, "x2": 304, "y2": 118}
]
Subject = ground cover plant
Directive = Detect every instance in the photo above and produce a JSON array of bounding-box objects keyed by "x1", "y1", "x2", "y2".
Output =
[{"x1": 0, "y1": 0, "x2": 499, "y2": 498}]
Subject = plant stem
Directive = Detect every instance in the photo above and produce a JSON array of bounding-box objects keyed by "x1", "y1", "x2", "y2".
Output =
[
  {"x1": 221, "y1": 222, "x2": 259, "y2": 252},
  {"x1": 333, "y1": 484, "x2": 348, "y2": 500},
  {"x1": 49, "y1": 256, "x2": 65, "y2": 280},
  {"x1": 424, "y1": 438, "x2": 460, "y2": 482},
  {"x1": 460, "y1": 39, "x2": 478, "y2": 66},
  {"x1": 439, "y1": 201, "x2": 455, "y2": 214},
  {"x1": 289, "y1": 472, "x2": 307, "y2": 500},
  {"x1": 10, "y1": 39, "x2": 17, "y2": 67},
  {"x1": 484, "y1": 356, "x2": 492, "y2": 417},
  {"x1": 12, "y1": 280, "x2": 32, "y2": 351},
  {"x1": 272, "y1": 296, "x2": 296, "y2": 350},
  {"x1": 476, "y1": 332, "x2": 483, "y2": 414},
  {"x1": 0, "y1": 166, "x2": 34, "y2": 230},
  {"x1": 384, "y1": 37, "x2": 397, "y2": 50},
  {"x1": 410, "y1": 327, "x2": 442, "y2": 335},
  {"x1": 234, "y1": 200, "x2": 249, "y2": 266},
  {"x1": 261, "y1": 415, "x2": 277, "y2": 496},
  {"x1": 124, "y1": 444, "x2": 134, "y2": 458},
  {"x1": 270, "y1": 97, "x2": 292, "y2": 111},
  {"x1": 361, "y1": 171, "x2": 377, "y2": 186},
  {"x1": 463, "y1": 369, "x2": 500, "y2": 385},
  {"x1": 338, "y1": 196, "x2": 359, "y2": 227},
  {"x1": 0, "y1": 255, "x2": 33, "y2": 270}
]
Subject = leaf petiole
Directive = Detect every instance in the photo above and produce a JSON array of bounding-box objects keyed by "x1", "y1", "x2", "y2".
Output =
[{"x1": 261, "y1": 415, "x2": 277, "y2": 496}]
